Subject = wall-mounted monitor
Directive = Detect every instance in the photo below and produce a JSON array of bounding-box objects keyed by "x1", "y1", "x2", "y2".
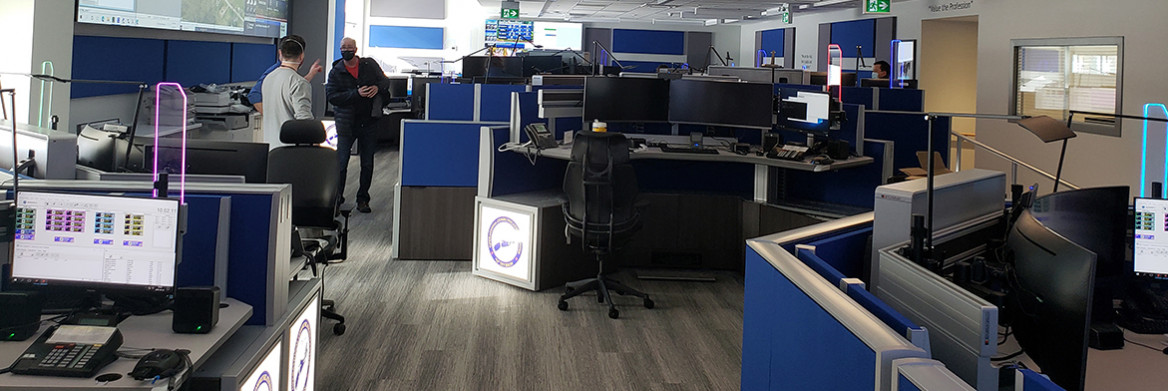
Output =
[
  {"x1": 667, "y1": 79, "x2": 773, "y2": 130},
  {"x1": 485, "y1": 19, "x2": 533, "y2": 49},
  {"x1": 77, "y1": 0, "x2": 289, "y2": 39},
  {"x1": 532, "y1": 21, "x2": 583, "y2": 50},
  {"x1": 583, "y1": 77, "x2": 670, "y2": 123}
]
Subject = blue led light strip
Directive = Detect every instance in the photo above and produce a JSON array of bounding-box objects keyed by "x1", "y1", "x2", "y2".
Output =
[{"x1": 1143, "y1": 103, "x2": 1168, "y2": 197}]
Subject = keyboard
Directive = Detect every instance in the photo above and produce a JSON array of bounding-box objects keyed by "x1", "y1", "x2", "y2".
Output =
[{"x1": 660, "y1": 146, "x2": 719, "y2": 155}]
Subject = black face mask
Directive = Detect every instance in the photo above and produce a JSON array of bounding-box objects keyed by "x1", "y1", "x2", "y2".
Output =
[{"x1": 341, "y1": 50, "x2": 356, "y2": 61}]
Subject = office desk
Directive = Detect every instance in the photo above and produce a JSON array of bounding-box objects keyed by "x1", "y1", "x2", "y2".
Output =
[
  {"x1": 0, "y1": 298, "x2": 252, "y2": 390},
  {"x1": 1002, "y1": 328, "x2": 1168, "y2": 390},
  {"x1": 509, "y1": 143, "x2": 875, "y2": 173}
]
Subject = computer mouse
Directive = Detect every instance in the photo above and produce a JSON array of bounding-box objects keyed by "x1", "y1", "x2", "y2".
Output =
[
  {"x1": 129, "y1": 349, "x2": 187, "y2": 380},
  {"x1": 811, "y1": 156, "x2": 834, "y2": 165}
]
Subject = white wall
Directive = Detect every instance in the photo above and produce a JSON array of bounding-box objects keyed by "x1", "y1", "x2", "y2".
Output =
[
  {"x1": 0, "y1": 0, "x2": 70, "y2": 129},
  {"x1": 920, "y1": 18, "x2": 977, "y2": 134},
  {"x1": 358, "y1": 0, "x2": 493, "y2": 75},
  {"x1": 737, "y1": 0, "x2": 1165, "y2": 195}
]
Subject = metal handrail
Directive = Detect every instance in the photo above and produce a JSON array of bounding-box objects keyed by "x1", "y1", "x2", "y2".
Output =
[{"x1": 951, "y1": 132, "x2": 1080, "y2": 190}]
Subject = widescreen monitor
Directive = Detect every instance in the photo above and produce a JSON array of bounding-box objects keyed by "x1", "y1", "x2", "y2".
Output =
[
  {"x1": 522, "y1": 56, "x2": 565, "y2": 76},
  {"x1": 485, "y1": 19, "x2": 533, "y2": 48},
  {"x1": 532, "y1": 21, "x2": 583, "y2": 50},
  {"x1": 583, "y1": 77, "x2": 670, "y2": 123},
  {"x1": 777, "y1": 91, "x2": 833, "y2": 134},
  {"x1": 810, "y1": 72, "x2": 857, "y2": 87},
  {"x1": 10, "y1": 191, "x2": 182, "y2": 294},
  {"x1": 667, "y1": 79, "x2": 773, "y2": 129},
  {"x1": 386, "y1": 78, "x2": 409, "y2": 99},
  {"x1": 1006, "y1": 209, "x2": 1096, "y2": 391},
  {"x1": 1134, "y1": 197, "x2": 1168, "y2": 279},
  {"x1": 77, "y1": 0, "x2": 288, "y2": 38},
  {"x1": 1030, "y1": 186, "x2": 1128, "y2": 324},
  {"x1": 462, "y1": 56, "x2": 524, "y2": 80},
  {"x1": 146, "y1": 139, "x2": 269, "y2": 183}
]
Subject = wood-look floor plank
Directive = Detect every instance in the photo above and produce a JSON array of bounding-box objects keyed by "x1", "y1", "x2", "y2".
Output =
[{"x1": 316, "y1": 147, "x2": 745, "y2": 390}]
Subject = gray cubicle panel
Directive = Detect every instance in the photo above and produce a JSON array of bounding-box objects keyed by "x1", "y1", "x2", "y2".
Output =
[
  {"x1": 0, "y1": 122, "x2": 78, "y2": 179},
  {"x1": 6, "y1": 180, "x2": 293, "y2": 326},
  {"x1": 893, "y1": 358, "x2": 976, "y2": 391}
]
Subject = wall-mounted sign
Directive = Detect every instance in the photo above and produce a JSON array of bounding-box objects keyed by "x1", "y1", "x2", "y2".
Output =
[
  {"x1": 864, "y1": 0, "x2": 891, "y2": 13},
  {"x1": 501, "y1": 8, "x2": 519, "y2": 19}
]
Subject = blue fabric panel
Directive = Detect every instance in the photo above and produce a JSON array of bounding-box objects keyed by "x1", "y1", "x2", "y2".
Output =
[
  {"x1": 612, "y1": 29, "x2": 685, "y2": 55},
  {"x1": 768, "y1": 252, "x2": 877, "y2": 390},
  {"x1": 899, "y1": 374, "x2": 925, "y2": 391},
  {"x1": 807, "y1": 227, "x2": 872, "y2": 279},
  {"x1": 843, "y1": 87, "x2": 876, "y2": 109},
  {"x1": 231, "y1": 43, "x2": 277, "y2": 83},
  {"x1": 879, "y1": 88, "x2": 925, "y2": 112},
  {"x1": 224, "y1": 194, "x2": 274, "y2": 325},
  {"x1": 864, "y1": 112, "x2": 949, "y2": 172},
  {"x1": 514, "y1": 92, "x2": 541, "y2": 142},
  {"x1": 847, "y1": 284, "x2": 921, "y2": 339},
  {"x1": 831, "y1": 19, "x2": 876, "y2": 58},
  {"x1": 479, "y1": 84, "x2": 527, "y2": 122},
  {"x1": 781, "y1": 140, "x2": 888, "y2": 209},
  {"x1": 71, "y1": 36, "x2": 165, "y2": 98},
  {"x1": 742, "y1": 248, "x2": 779, "y2": 390},
  {"x1": 554, "y1": 117, "x2": 584, "y2": 139},
  {"x1": 632, "y1": 160, "x2": 752, "y2": 198},
  {"x1": 776, "y1": 221, "x2": 874, "y2": 254},
  {"x1": 839, "y1": 103, "x2": 863, "y2": 151},
  {"x1": 760, "y1": 29, "x2": 785, "y2": 57},
  {"x1": 165, "y1": 40, "x2": 232, "y2": 87},
  {"x1": 334, "y1": 0, "x2": 346, "y2": 62},
  {"x1": 618, "y1": 60, "x2": 673, "y2": 73},
  {"x1": 796, "y1": 248, "x2": 848, "y2": 285},
  {"x1": 427, "y1": 83, "x2": 476, "y2": 120},
  {"x1": 369, "y1": 25, "x2": 445, "y2": 49},
  {"x1": 175, "y1": 195, "x2": 227, "y2": 288},
  {"x1": 1020, "y1": 369, "x2": 1065, "y2": 390},
  {"x1": 488, "y1": 127, "x2": 566, "y2": 197},
  {"x1": 401, "y1": 122, "x2": 483, "y2": 187}
]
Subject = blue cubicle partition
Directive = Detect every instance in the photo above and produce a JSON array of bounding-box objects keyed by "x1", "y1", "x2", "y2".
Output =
[
  {"x1": 864, "y1": 111, "x2": 950, "y2": 173},
  {"x1": 1017, "y1": 369, "x2": 1064, "y2": 390},
  {"x1": 175, "y1": 195, "x2": 230, "y2": 289},
  {"x1": 744, "y1": 241, "x2": 928, "y2": 390},
  {"x1": 844, "y1": 87, "x2": 878, "y2": 109},
  {"x1": 479, "y1": 84, "x2": 528, "y2": 122},
  {"x1": 481, "y1": 126, "x2": 566, "y2": 198},
  {"x1": 427, "y1": 84, "x2": 476, "y2": 121},
  {"x1": 781, "y1": 139, "x2": 891, "y2": 210},
  {"x1": 401, "y1": 121, "x2": 506, "y2": 187},
  {"x1": 802, "y1": 227, "x2": 873, "y2": 279},
  {"x1": 879, "y1": 89, "x2": 926, "y2": 112}
]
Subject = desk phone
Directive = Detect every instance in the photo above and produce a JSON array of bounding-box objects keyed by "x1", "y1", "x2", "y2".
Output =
[
  {"x1": 10, "y1": 325, "x2": 123, "y2": 378},
  {"x1": 767, "y1": 144, "x2": 809, "y2": 161}
]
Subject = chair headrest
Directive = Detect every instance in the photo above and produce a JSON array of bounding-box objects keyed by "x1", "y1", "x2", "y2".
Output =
[{"x1": 280, "y1": 119, "x2": 326, "y2": 144}]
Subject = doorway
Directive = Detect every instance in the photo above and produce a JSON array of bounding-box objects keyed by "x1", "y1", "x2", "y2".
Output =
[{"x1": 920, "y1": 16, "x2": 978, "y2": 170}]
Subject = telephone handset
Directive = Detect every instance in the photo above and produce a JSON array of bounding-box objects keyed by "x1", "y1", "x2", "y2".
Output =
[
  {"x1": 524, "y1": 123, "x2": 559, "y2": 150},
  {"x1": 10, "y1": 325, "x2": 123, "y2": 378}
]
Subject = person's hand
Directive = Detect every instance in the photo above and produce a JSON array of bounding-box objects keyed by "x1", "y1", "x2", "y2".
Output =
[
  {"x1": 358, "y1": 85, "x2": 379, "y2": 98},
  {"x1": 305, "y1": 59, "x2": 323, "y2": 81}
]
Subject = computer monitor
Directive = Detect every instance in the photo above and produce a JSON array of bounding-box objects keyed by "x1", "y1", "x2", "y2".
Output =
[
  {"x1": 1006, "y1": 209, "x2": 1096, "y2": 391},
  {"x1": 860, "y1": 78, "x2": 890, "y2": 88},
  {"x1": 522, "y1": 56, "x2": 565, "y2": 76},
  {"x1": 409, "y1": 76, "x2": 442, "y2": 114},
  {"x1": 1134, "y1": 197, "x2": 1168, "y2": 279},
  {"x1": 667, "y1": 79, "x2": 773, "y2": 129},
  {"x1": 583, "y1": 77, "x2": 670, "y2": 123},
  {"x1": 386, "y1": 77, "x2": 409, "y2": 99},
  {"x1": 777, "y1": 91, "x2": 833, "y2": 134},
  {"x1": 146, "y1": 139, "x2": 269, "y2": 183},
  {"x1": 1030, "y1": 187, "x2": 1128, "y2": 327},
  {"x1": 462, "y1": 56, "x2": 524, "y2": 81},
  {"x1": 811, "y1": 71, "x2": 858, "y2": 87},
  {"x1": 9, "y1": 190, "x2": 182, "y2": 294}
]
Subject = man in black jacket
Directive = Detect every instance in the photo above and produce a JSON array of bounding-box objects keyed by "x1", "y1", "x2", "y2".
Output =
[{"x1": 326, "y1": 37, "x2": 390, "y2": 213}]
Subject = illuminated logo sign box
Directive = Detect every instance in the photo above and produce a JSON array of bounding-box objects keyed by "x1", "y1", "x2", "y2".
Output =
[
  {"x1": 473, "y1": 197, "x2": 540, "y2": 290},
  {"x1": 287, "y1": 293, "x2": 319, "y2": 391}
]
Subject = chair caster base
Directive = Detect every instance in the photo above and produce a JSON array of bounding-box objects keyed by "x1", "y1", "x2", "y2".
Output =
[
  {"x1": 608, "y1": 309, "x2": 619, "y2": 319},
  {"x1": 644, "y1": 298, "x2": 654, "y2": 309},
  {"x1": 333, "y1": 323, "x2": 346, "y2": 335},
  {"x1": 557, "y1": 300, "x2": 568, "y2": 311}
]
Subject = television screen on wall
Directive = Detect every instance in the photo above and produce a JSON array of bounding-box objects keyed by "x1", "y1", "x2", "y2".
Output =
[{"x1": 77, "y1": 0, "x2": 289, "y2": 39}]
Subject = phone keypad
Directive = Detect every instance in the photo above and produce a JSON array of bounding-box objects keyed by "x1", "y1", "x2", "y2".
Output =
[{"x1": 38, "y1": 344, "x2": 94, "y2": 368}]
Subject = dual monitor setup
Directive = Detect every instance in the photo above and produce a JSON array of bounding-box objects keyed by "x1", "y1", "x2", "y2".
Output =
[
  {"x1": 903, "y1": 186, "x2": 1168, "y2": 390},
  {"x1": 581, "y1": 77, "x2": 842, "y2": 149},
  {"x1": 77, "y1": 125, "x2": 269, "y2": 183}
]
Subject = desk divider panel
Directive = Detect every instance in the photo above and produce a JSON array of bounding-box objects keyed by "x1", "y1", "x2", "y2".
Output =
[
  {"x1": 806, "y1": 227, "x2": 874, "y2": 279},
  {"x1": 479, "y1": 85, "x2": 528, "y2": 122},
  {"x1": 781, "y1": 139, "x2": 891, "y2": 209},
  {"x1": 864, "y1": 112, "x2": 949, "y2": 173},
  {"x1": 426, "y1": 84, "x2": 476, "y2": 121},
  {"x1": 175, "y1": 195, "x2": 231, "y2": 293},
  {"x1": 893, "y1": 358, "x2": 975, "y2": 391},
  {"x1": 845, "y1": 87, "x2": 878, "y2": 110},
  {"x1": 743, "y1": 243, "x2": 928, "y2": 390},
  {"x1": 877, "y1": 89, "x2": 925, "y2": 112},
  {"x1": 401, "y1": 121, "x2": 505, "y2": 187},
  {"x1": 481, "y1": 127, "x2": 565, "y2": 198}
]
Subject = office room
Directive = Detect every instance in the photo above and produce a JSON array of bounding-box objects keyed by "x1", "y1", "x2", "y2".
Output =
[{"x1": 0, "y1": 0, "x2": 1165, "y2": 390}]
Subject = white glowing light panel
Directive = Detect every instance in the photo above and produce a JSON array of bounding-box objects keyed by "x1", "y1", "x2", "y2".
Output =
[
  {"x1": 287, "y1": 294, "x2": 319, "y2": 391},
  {"x1": 473, "y1": 199, "x2": 537, "y2": 289},
  {"x1": 241, "y1": 341, "x2": 282, "y2": 391}
]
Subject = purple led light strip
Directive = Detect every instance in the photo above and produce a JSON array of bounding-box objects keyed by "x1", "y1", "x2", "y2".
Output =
[{"x1": 153, "y1": 82, "x2": 186, "y2": 203}]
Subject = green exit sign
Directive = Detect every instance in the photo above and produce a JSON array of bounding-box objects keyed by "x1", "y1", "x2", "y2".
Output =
[
  {"x1": 864, "y1": 0, "x2": 891, "y2": 13},
  {"x1": 501, "y1": 8, "x2": 519, "y2": 18}
]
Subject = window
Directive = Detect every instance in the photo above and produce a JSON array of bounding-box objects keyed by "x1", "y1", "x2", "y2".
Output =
[{"x1": 1011, "y1": 37, "x2": 1123, "y2": 137}]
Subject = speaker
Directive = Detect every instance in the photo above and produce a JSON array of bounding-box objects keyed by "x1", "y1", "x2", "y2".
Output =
[
  {"x1": 0, "y1": 291, "x2": 43, "y2": 341},
  {"x1": 825, "y1": 139, "x2": 851, "y2": 160},
  {"x1": 173, "y1": 286, "x2": 219, "y2": 334},
  {"x1": 763, "y1": 133, "x2": 782, "y2": 154}
]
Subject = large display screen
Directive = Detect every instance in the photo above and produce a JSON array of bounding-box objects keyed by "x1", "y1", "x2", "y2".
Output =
[
  {"x1": 77, "y1": 0, "x2": 289, "y2": 39},
  {"x1": 532, "y1": 21, "x2": 583, "y2": 50},
  {"x1": 10, "y1": 191, "x2": 181, "y2": 293},
  {"x1": 485, "y1": 19, "x2": 533, "y2": 49}
]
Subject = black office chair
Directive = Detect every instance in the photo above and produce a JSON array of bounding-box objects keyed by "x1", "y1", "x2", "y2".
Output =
[
  {"x1": 557, "y1": 131, "x2": 653, "y2": 319},
  {"x1": 269, "y1": 119, "x2": 350, "y2": 335}
]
